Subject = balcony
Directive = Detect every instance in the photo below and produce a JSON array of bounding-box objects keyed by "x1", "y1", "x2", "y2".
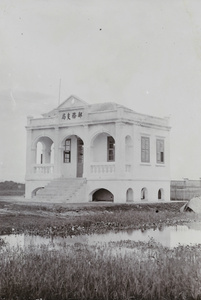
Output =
[
  {"x1": 29, "y1": 164, "x2": 54, "y2": 180},
  {"x1": 90, "y1": 162, "x2": 115, "y2": 177}
]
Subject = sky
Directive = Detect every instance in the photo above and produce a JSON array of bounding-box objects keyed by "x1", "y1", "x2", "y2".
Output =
[{"x1": 1, "y1": 0, "x2": 201, "y2": 182}]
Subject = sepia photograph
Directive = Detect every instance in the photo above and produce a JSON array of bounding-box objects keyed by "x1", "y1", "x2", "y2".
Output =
[{"x1": 1, "y1": 0, "x2": 201, "y2": 299}]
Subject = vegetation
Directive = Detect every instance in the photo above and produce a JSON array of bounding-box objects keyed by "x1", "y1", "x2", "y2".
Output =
[
  {"x1": 1, "y1": 200, "x2": 201, "y2": 299},
  {"x1": 0, "y1": 239, "x2": 201, "y2": 300},
  {"x1": 0, "y1": 201, "x2": 201, "y2": 236},
  {"x1": 0, "y1": 181, "x2": 25, "y2": 196}
]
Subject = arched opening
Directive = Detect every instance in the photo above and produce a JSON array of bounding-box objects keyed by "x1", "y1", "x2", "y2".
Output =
[
  {"x1": 91, "y1": 133, "x2": 115, "y2": 162},
  {"x1": 31, "y1": 187, "x2": 44, "y2": 197},
  {"x1": 126, "y1": 188, "x2": 133, "y2": 202},
  {"x1": 36, "y1": 142, "x2": 43, "y2": 164},
  {"x1": 158, "y1": 188, "x2": 164, "y2": 200},
  {"x1": 92, "y1": 189, "x2": 114, "y2": 202},
  {"x1": 61, "y1": 135, "x2": 84, "y2": 178},
  {"x1": 141, "y1": 188, "x2": 148, "y2": 200},
  {"x1": 35, "y1": 137, "x2": 54, "y2": 164}
]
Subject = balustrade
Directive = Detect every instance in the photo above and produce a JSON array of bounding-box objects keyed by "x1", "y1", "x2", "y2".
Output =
[
  {"x1": 33, "y1": 164, "x2": 54, "y2": 174},
  {"x1": 90, "y1": 163, "x2": 115, "y2": 173}
]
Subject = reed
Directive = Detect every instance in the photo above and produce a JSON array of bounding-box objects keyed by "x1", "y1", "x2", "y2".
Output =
[{"x1": 0, "y1": 240, "x2": 201, "y2": 300}]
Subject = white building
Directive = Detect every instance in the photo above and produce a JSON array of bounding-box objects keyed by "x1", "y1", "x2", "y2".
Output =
[{"x1": 25, "y1": 95, "x2": 171, "y2": 203}]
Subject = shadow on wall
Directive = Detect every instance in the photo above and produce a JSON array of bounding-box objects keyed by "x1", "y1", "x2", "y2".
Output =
[{"x1": 92, "y1": 189, "x2": 114, "y2": 202}]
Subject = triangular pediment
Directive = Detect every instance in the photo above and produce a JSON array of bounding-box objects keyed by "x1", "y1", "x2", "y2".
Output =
[
  {"x1": 57, "y1": 95, "x2": 88, "y2": 110},
  {"x1": 42, "y1": 95, "x2": 88, "y2": 117}
]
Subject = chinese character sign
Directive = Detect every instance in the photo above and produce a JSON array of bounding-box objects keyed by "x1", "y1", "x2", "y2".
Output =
[{"x1": 61, "y1": 111, "x2": 83, "y2": 121}]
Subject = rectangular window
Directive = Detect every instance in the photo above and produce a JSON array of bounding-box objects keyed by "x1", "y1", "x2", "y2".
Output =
[
  {"x1": 156, "y1": 139, "x2": 164, "y2": 163},
  {"x1": 107, "y1": 136, "x2": 115, "y2": 162},
  {"x1": 63, "y1": 139, "x2": 71, "y2": 163},
  {"x1": 141, "y1": 137, "x2": 150, "y2": 163}
]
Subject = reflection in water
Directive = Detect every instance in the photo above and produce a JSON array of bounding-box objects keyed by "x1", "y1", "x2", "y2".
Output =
[{"x1": 1, "y1": 225, "x2": 201, "y2": 250}]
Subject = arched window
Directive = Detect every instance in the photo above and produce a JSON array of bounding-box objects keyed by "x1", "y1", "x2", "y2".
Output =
[
  {"x1": 126, "y1": 188, "x2": 133, "y2": 202},
  {"x1": 158, "y1": 188, "x2": 164, "y2": 200},
  {"x1": 141, "y1": 188, "x2": 148, "y2": 200}
]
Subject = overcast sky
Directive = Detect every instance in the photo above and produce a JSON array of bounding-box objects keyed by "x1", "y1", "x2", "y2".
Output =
[{"x1": 1, "y1": 0, "x2": 201, "y2": 182}]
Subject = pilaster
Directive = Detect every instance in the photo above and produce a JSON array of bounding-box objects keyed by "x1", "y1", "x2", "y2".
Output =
[
  {"x1": 54, "y1": 127, "x2": 60, "y2": 178},
  {"x1": 115, "y1": 122, "x2": 125, "y2": 178},
  {"x1": 83, "y1": 125, "x2": 90, "y2": 178}
]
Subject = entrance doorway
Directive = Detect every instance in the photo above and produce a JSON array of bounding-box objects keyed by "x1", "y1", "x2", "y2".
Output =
[
  {"x1": 62, "y1": 136, "x2": 84, "y2": 178},
  {"x1": 77, "y1": 138, "x2": 84, "y2": 177}
]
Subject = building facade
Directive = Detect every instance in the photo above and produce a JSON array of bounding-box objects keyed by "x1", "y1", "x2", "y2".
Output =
[{"x1": 25, "y1": 95, "x2": 171, "y2": 203}]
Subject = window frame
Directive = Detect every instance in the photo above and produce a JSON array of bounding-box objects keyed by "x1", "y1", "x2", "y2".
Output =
[
  {"x1": 141, "y1": 136, "x2": 150, "y2": 163},
  {"x1": 107, "y1": 136, "x2": 115, "y2": 162},
  {"x1": 63, "y1": 139, "x2": 71, "y2": 163},
  {"x1": 77, "y1": 138, "x2": 84, "y2": 164},
  {"x1": 156, "y1": 139, "x2": 165, "y2": 164}
]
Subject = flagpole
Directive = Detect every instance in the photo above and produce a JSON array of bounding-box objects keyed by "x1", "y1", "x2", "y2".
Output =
[{"x1": 58, "y1": 78, "x2": 61, "y2": 105}]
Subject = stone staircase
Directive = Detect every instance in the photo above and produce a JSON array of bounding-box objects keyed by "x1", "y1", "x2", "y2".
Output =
[{"x1": 34, "y1": 178, "x2": 87, "y2": 203}]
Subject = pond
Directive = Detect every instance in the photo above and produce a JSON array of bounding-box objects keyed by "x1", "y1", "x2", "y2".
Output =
[{"x1": 1, "y1": 224, "x2": 201, "y2": 249}]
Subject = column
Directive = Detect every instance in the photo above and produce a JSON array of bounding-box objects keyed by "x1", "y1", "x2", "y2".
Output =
[
  {"x1": 115, "y1": 122, "x2": 125, "y2": 179},
  {"x1": 53, "y1": 127, "x2": 60, "y2": 178},
  {"x1": 83, "y1": 125, "x2": 90, "y2": 178}
]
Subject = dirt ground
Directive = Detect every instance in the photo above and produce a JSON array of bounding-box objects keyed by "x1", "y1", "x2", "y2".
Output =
[
  {"x1": 0, "y1": 196, "x2": 200, "y2": 236},
  {"x1": 0, "y1": 195, "x2": 186, "y2": 216}
]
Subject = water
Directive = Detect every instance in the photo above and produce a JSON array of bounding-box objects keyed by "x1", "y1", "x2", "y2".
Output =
[{"x1": 1, "y1": 225, "x2": 201, "y2": 250}]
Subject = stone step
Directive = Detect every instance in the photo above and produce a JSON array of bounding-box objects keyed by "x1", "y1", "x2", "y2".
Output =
[{"x1": 34, "y1": 178, "x2": 87, "y2": 203}]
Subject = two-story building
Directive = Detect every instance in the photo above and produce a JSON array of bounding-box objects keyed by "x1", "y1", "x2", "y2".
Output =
[{"x1": 25, "y1": 95, "x2": 171, "y2": 203}]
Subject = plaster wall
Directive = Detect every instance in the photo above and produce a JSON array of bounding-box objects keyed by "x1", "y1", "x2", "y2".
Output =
[
  {"x1": 25, "y1": 179, "x2": 51, "y2": 199},
  {"x1": 132, "y1": 124, "x2": 170, "y2": 181},
  {"x1": 25, "y1": 96, "x2": 171, "y2": 202},
  {"x1": 87, "y1": 179, "x2": 170, "y2": 203}
]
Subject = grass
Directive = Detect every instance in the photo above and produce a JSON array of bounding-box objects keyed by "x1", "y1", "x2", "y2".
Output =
[
  {"x1": 0, "y1": 240, "x2": 201, "y2": 300},
  {"x1": 1, "y1": 201, "x2": 200, "y2": 236},
  {"x1": 1, "y1": 200, "x2": 201, "y2": 299}
]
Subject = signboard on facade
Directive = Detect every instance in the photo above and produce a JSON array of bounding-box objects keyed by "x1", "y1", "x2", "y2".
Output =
[{"x1": 60, "y1": 111, "x2": 83, "y2": 121}]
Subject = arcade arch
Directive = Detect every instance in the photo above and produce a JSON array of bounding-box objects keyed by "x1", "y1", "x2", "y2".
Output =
[
  {"x1": 92, "y1": 188, "x2": 114, "y2": 202},
  {"x1": 31, "y1": 186, "x2": 44, "y2": 197},
  {"x1": 91, "y1": 132, "x2": 115, "y2": 162},
  {"x1": 141, "y1": 187, "x2": 148, "y2": 200},
  {"x1": 35, "y1": 137, "x2": 54, "y2": 164},
  {"x1": 61, "y1": 135, "x2": 84, "y2": 178}
]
